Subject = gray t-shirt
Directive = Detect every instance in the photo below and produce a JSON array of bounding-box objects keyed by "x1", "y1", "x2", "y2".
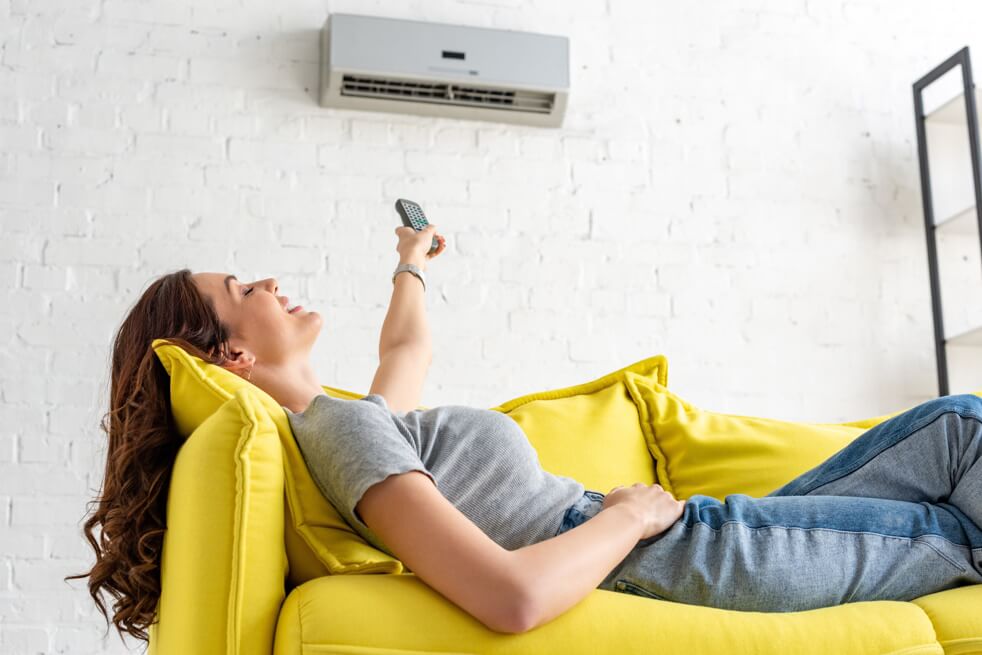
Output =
[{"x1": 284, "y1": 393, "x2": 587, "y2": 557}]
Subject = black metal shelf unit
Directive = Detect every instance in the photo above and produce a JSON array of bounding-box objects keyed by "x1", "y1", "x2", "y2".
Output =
[{"x1": 912, "y1": 46, "x2": 982, "y2": 397}]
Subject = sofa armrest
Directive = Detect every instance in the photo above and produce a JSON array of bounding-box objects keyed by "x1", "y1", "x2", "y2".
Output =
[{"x1": 149, "y1": 387, "x2": 287, "y2": 655}]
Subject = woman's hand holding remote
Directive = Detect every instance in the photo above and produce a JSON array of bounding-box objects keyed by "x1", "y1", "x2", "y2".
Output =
[
  {"x1": 394, "y1": 224, "x2": 446, "y2": 270},
  {"x1": 602, "y1": 482, "x2": 686, "y2": 541}
]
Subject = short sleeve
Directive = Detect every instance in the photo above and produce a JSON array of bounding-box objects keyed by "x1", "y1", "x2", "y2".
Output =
[
  {"x1": 287, "y1": 394, "x2": 436, "y2": 555},
  {"x1": 360, "y1": 392, "x2": 412, "y2": 419}
]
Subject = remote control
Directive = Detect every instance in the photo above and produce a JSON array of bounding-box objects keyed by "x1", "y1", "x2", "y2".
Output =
[{"x1": 395, "y1": 198, "x2": 439, "y2": 255}]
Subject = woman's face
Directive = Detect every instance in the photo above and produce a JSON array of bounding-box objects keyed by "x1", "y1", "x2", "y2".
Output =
[{"x1": 191, "y1": 272, "x2": 322, "y2": 367}]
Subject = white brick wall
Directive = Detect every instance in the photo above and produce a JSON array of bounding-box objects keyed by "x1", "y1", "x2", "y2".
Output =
[{"x1": 2, "y1": 0, "x2": 982, "y2": 651}]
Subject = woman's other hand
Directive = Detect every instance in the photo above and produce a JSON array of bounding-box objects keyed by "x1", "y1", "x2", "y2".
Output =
[
  {"x1": 602, "y1": 482, "x2": 686, "y2": 541},
  {"x1": 395, "y1": 224, "x2": 446, "y2": 268}
]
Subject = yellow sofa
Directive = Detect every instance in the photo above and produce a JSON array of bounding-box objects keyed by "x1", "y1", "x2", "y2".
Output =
[{"x1": 146, "y1": 339, "x2": 982, "y2": 655}]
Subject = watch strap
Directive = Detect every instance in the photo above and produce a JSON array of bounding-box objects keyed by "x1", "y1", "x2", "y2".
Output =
[{"x1": 392, "y1": 262, "x2": 426, "y2": 291}]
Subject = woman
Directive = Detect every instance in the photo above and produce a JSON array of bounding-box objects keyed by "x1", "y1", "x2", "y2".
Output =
[{"x1": 68, "y1": 221, "x2": 982, "y2": 642}]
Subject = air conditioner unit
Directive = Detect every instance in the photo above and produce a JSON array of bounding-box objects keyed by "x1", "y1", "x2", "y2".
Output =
[{"x1": 319, "y1": 13, "x2": 569, "y2": 128}]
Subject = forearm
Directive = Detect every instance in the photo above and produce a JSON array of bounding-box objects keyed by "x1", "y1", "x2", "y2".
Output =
[
  {"x1": 510, "y1": 504, "x2": 644, "y2": 633},
  {"x1": 379, "y1": 256, "x2": 432, "y2": 359}
]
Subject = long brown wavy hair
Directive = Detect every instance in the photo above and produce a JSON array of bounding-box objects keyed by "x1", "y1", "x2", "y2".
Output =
[{"x1": 64, "y1": 268, "x2": 239, "y2": 646}]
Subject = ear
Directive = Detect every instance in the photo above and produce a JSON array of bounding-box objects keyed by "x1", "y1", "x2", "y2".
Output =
[{"x1": 222, "y1": 338, "x2": 256, "y2": 376}]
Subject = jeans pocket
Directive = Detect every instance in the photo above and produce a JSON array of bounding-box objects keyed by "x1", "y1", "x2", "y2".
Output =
[
  {"x1": 911, "y1": 537, "x2": 971, "y2": 573},
  {"x1": 613, "y1": 578, "x2": 670, "y2": 601}
]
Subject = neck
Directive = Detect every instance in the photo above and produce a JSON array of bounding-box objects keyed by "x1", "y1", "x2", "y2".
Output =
[{"x1": 251, "y1": 356, "x2": 324, "y2": 414}]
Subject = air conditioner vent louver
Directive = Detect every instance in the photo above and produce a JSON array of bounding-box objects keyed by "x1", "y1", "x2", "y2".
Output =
[{"x1": 341, "y1": 75, "x2": 555, "y2": 114}]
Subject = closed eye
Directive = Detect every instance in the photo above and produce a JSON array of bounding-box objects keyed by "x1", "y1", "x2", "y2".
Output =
[{"x1": 244, "y1": 287, "x2": 254, "y2": 296}]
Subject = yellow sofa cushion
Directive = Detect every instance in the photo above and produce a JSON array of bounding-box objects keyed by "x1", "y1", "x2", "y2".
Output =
[
  {"x1": 153, "y1": 338, "x2": 668, "y2": 586},
  {"x1": 911, "y1": 584, "x2": 982, "y2": 655},
  {"x1": 488, "y1": 355, "x2": 668, "y2": 494},
  {"x1": 623, "y1": 370, "x2": 982, "y2": 501},
  {"x1": 622, "y1": 370, "x2": 982, "y2": 651},
  {"x1": 153, "y1": 338, "x2": 403, "y2": 586},
  {"x1": 274, "y1": 574, "x2": 945, "y2": 655},
  {"x1": 150, "y1": 387, "x2": 285, "y2": 655}
]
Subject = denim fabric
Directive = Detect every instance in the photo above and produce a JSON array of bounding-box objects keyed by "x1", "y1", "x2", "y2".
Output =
[
  {"x1": 554, "y1": 393, "x2": 982, "y2": 611},
  {"x1": 556, "y1": 490, "x2": 607, "y2": 535}
]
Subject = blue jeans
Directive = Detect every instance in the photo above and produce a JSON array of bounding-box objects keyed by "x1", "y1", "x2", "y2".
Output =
[{"x1": 554, "y1": 393, "x2": 982, "y2": 611}]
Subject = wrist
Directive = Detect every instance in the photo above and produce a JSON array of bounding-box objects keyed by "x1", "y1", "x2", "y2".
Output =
[
  {"x1": 399, "y1": 257, "x2": 426, "y2": 271},
  {"x1": 604, "y1": 503, "x2": 646, "y2": 540}
]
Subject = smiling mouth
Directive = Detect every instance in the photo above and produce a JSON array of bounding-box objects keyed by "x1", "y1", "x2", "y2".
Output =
[{"x1": 287, "y1": 305, "x2": 304, "y2": 314}]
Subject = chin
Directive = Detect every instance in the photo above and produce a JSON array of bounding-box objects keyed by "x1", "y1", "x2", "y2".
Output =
[{"x1": 302, "y1": 309, "x2": 324, "y2": 332}]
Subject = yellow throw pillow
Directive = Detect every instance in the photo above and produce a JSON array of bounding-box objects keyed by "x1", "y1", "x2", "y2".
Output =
[
  {"x1": 490, "y1": 355, "x2": 668, "y2": 494},
  {"x1": 151, "y1": 387, "x2": 285, "y2": 655},
  {"x1": 621, "y1": 371, "x2": 982, "y2": 501},
  {"x1": 153, "y1": 339, "x2": 406, "y2": 585}
]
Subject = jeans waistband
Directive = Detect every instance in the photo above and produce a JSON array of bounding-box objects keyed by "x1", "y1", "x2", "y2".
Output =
[{"x1": 556, "y1": 490, "x2": 606, "y2": 537}]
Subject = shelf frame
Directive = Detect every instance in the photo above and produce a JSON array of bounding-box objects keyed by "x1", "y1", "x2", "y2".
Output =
[{"x1": 913, "y1": 46, "x2": 982, "y2": 397}]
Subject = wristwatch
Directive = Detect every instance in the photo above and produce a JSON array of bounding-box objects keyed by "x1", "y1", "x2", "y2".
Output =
[{"x1": 392, "y1": 262, "x2": 426, "y2": 291}]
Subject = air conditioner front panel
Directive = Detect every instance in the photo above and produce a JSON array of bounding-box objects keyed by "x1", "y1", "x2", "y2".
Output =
[
  {"x1": 319, "y1": 13, "x2": 569, "y2": 127},
  {"x1": 328, "y1": 13, "x2": 569, "y2": 92}
]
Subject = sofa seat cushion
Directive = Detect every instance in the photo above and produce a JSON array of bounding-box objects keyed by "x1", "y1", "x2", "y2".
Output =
[
  {"x1": 273, "y1": 574, "x2": 945, "y2": 655},
  {"x1": 910, "y1": 584, "x2": 982, "y2": 655}
]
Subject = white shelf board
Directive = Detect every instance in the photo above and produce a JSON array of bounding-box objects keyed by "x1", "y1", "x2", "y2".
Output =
[
  {"x1": 925, "y1": 86, "x2": 982, "y2": 125},
  {"x1": 935, "y1": 203, "x2": 982, "y2": 234},
  {"x1": 947, "y1": 323, "x2": 982, "y2": 347},
  {"x1": 945, "y1": 339, "x2": 982, "y2": 395}
]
